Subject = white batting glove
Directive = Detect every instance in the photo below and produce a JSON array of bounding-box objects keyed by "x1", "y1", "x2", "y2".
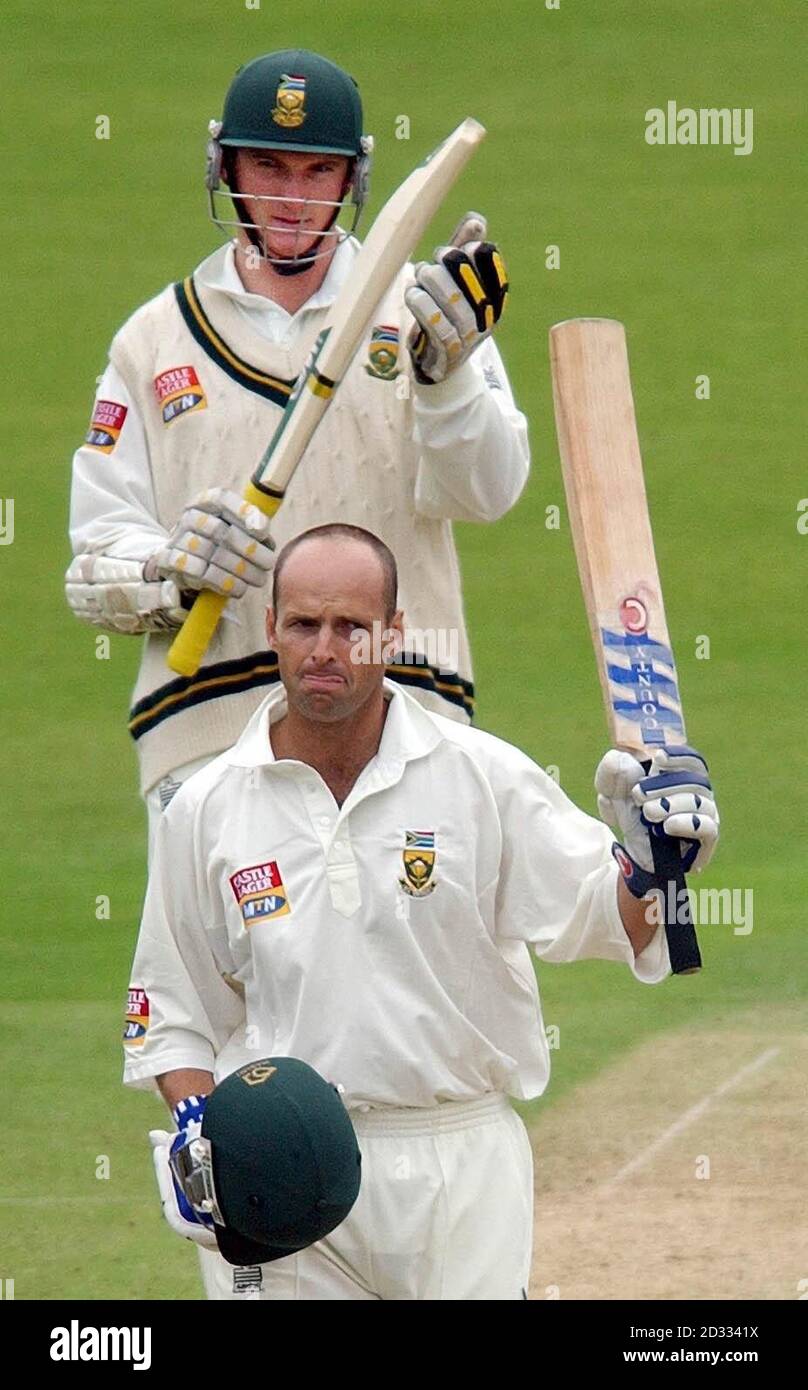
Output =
[
  {"x1": 65, "y1": 554, "x2": 186, "y2": 633},
  {"x1": 149, "y1": 1130, "x2": 219, "y2": 1250},
  {"x1": 406, "y1": 216, "x2": 509, "y2": 385},
  {"x1": 595, "y1": 745, "x2": 719, "y2": 875},
  {"x1": 145, "y1": 486, "x2": 275, "y2": 600}
]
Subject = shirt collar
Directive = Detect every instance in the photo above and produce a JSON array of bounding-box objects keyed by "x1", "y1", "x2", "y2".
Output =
[
  {"x1": 225, "y1": 679, "x2": 443, "y2": 776},
  {"x1": 194, "y1": 238, "x2": 359, "y2": 320}
]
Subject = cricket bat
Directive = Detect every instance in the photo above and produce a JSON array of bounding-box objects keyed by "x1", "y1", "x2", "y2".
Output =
[
  {"x1": 549, "y1": 317, "x2": 702, "y2": 975},
  {"x1": 167, "y1": 116, "x2": 486, "y2": 678}
]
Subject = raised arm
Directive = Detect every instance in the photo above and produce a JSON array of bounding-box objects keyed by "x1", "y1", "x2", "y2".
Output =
[{"x1": 404, "y1": 224, "x2": 530, "y2": 523}]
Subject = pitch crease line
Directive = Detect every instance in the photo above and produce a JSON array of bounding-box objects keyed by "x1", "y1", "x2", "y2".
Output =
[{"x1": 602, "y1": 1045, "x2": 781, "y2": 1188}]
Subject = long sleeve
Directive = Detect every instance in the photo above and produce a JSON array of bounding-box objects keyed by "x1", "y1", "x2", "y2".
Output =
[
  {"x1": 411, "y1": 338, "x2": 530, "y2": 523},
  {"x1": 123, "y1": 792, "x2": 245, "y2": 1090},
  {"x1": 69, "y1": 362, "x2": 168, "y2": 564},
  {"x1": 492, "y1": 752, "x2": 670, "y2": 984}
]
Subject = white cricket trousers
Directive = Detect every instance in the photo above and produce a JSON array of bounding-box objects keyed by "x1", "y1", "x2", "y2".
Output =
[{"x1": 197, "y1": 1092, "x2": 534, "y2": 1300}]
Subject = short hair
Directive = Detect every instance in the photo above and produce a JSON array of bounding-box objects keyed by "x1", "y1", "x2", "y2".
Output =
[{"x1": 272, "y1": 524, "x2": 398, "y2": 619}]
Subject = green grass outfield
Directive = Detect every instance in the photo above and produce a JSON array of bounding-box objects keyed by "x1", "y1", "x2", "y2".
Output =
[{"x1": 2, "y1": 0, "x2": 804, "y2": 1298}]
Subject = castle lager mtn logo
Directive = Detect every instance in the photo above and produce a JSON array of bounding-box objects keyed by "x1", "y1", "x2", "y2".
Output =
[
  {"x1": 153, "y1": 365, "x2": 207, "y2": 425},
  {"x1": 123, "y1": 986, "x2": 149, "y2": 1048},
  {"x1": 85, "y1": 399, "x2": 128, "y2": 453},
  {"x1": 272, "y1": 73, "x2": 307, "y2": 128},
  {"x1": 229, "y1": 861, "x2": 291, "y2": 925}
]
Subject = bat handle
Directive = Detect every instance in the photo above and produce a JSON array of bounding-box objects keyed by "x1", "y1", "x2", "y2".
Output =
[
  {"x1": 167, "y1": 590, "x2": 228, "y2": 677},
  {"x1": 650, "y1": 835, "x2": 702, "y2": 975}
]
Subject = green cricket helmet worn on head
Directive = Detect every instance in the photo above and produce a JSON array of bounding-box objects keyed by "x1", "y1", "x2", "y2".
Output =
[
  {"x1": 206, "y1": 49, "x2": 373, "y2": 273},
  {"x1": 220, "y1": 50, "x2": 365, "y2": 157},
  {"x1": 174, "y1": 1057, "x2": 362, "y2": 1266}
]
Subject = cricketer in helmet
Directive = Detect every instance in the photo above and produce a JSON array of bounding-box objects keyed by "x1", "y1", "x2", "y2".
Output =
[
  {"x1": 67, "y1": 45, "x2": 522, "y2": 701},
  {"x1": 206, "y1": 49, "x2": 373, "y2": 276}
]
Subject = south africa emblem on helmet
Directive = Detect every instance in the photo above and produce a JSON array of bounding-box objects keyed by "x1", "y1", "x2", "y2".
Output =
[
  {"x1": 272, "y1": 73, "x2": 307, "y2": 128},
  {"x1": 365, "y1": 325, "x2": 400, "y2": 381},
  {"x1": 399, "y1": 830, "x2": 437, "y2": 897}
]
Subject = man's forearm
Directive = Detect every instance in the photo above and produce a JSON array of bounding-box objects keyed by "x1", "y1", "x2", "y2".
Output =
[
  {"x1": 157, "y1": 1068, "x2": 215, "y2": 1112},
  {"x1": 617, "y1": 877, "x2": 658, "y2": 958}
]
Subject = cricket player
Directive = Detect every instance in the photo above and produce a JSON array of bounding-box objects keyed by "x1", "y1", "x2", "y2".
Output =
[
  {"x1": 65, "y1": 48, "x2": 528, "y2": 841},
  {"x1": 126, "y1": 526, "x2": 719, "y2": 1301}
]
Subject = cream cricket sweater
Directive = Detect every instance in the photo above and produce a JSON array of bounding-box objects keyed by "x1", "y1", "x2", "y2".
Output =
[{"x1": 74, "y1": 242, "x2": 529, "y2": 792}]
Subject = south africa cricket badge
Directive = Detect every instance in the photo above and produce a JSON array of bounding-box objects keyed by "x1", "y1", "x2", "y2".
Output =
[
  {"x1": 272, "y1": 73, "x2": 307, "y2": 128},
  {"x1": 399, "y1": 830, "x2": 437, "y2": 897},
  {"x1": 365, "y1": 325, "x2": 400, "y2": 380}
]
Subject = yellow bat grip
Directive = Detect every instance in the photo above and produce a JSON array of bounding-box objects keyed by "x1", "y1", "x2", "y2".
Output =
[
  {"x1": 166, "y1": 485, "x2": 283, "y2": 678},
  {"x1": 167, "y1": 589, "x2": 229, "y2": 678}
]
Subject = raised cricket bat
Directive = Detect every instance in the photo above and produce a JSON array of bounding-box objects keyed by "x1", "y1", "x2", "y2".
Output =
[
  {"x1": 550, "y1": 318, "x2": 701, "y2": 975},
  {"x1": 167, "y1": 117, "x2": 486, "y2": 677}
]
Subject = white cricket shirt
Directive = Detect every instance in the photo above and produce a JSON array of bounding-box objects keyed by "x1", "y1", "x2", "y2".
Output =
[{"x1": 123, "y1": 682, "x2": 669, "y2": 1107}]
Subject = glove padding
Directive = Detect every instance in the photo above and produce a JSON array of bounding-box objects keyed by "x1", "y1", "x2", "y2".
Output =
[
  {"x1": 149, "y1": 1094, "x2": 218, "y2": 1250},
  {"x1": 406, "y1": 238, "x2": 509, "y2": 385},
  {"x1": 145, "y1": 486, "x2": 275, "y2": 600},
  {"x1": 65, "y1": 553, "x2": 185, "y2": 633},
  {"x1": 595, "y1": 745, "x2": 719, "y2": 875}
]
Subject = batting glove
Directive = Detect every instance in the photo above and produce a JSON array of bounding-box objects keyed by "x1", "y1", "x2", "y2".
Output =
[
  {"x1": 149, "y1": 1094, "x2": 219, "y2": 1250},
  {"x1": 595, "y1": 745, "x2": 719, "y2": 879},
  {"x1": 144, "y1": 486, "x2": 275, "y2": 600},
  {"x1": 65, "y1": 554, "x2": 186, "y2": 634},
  {"x1": 406, "y1": 224, "x2": 509, "y2": 385}
]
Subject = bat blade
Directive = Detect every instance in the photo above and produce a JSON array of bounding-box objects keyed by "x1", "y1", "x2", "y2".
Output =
[
  {"x1": 550, "y1": 317, "x2": 701, "y2": 975},
  {"x1": 167, "y1": 118, "x2": 486, "y2": 678},
  {"x1": 550, "y1": 318, "x2": 685, "y2": 754}
]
